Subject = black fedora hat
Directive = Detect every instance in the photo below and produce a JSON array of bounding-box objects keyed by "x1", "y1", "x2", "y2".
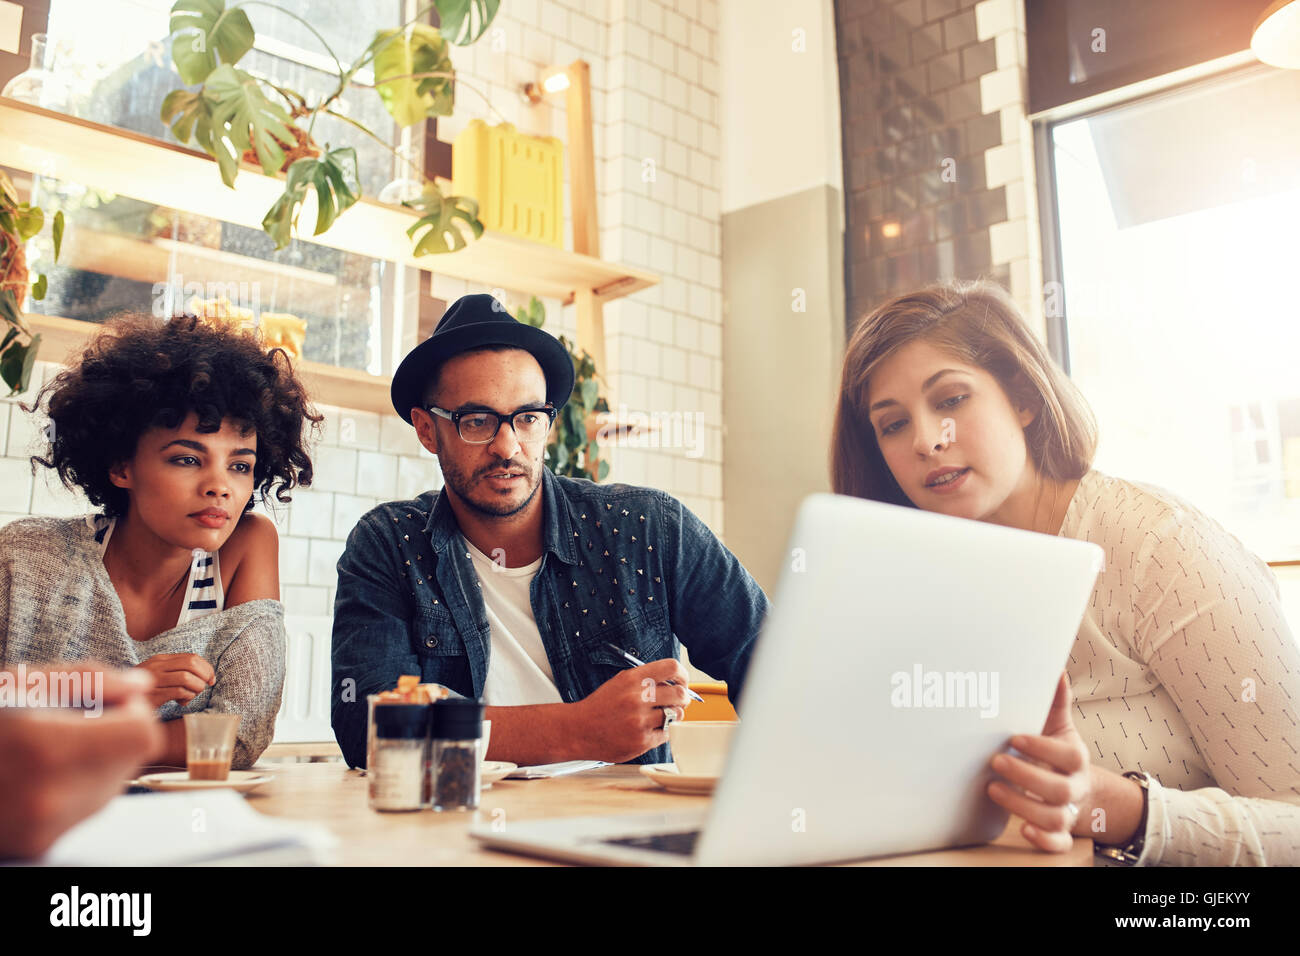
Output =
[{"x1": 390, "y1": 293, "x2": 575, "y2": 425}]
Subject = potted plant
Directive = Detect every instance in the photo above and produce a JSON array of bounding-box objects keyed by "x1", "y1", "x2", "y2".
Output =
[
  {"x1": 0, "y1": 170, "x2": 62, "y2": 395},
  {"x1": 159, "y1": 0, "x2": 499, "y2": 254},
  {"x1": 516, "y1": 295, "x2": 610, "y2": 482}
]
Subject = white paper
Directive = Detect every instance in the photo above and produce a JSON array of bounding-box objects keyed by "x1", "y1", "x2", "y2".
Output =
[
  {"x1": 37, "y1": 790, "x2": 337, "y2": 866},
  {"x1": 506, "y1": 759, "x2": 611, "y2": 779}
]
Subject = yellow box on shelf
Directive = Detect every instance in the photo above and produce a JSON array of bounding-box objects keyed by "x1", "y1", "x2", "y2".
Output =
[{"x1": 453, "y1": 119, "x2": 564, "y2": 248}]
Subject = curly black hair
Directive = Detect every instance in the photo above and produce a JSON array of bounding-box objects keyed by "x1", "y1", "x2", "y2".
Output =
[{"x1": 25, "y1": 312, "x2": 323, "y2": 518}]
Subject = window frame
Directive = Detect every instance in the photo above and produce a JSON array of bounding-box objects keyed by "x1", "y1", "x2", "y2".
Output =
[{"x1": 1032, "y1": 59, "x2": 1300, "y2": 566}]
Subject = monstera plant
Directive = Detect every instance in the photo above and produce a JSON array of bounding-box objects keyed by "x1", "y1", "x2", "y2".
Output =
[
  {"x1": 159, "y1": 0, "x2": 497, "y2": 253},
  {"x1": 0, "y1": 170, "x2": 62, "y2": 395},
  {"x1": 517, "y1": 295, "x2": 611, "y2": 482}
]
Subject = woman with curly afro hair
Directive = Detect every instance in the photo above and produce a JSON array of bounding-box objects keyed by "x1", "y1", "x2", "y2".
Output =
[{"x1": 0, "y1": 312, "x2": 323, "y2": 770}]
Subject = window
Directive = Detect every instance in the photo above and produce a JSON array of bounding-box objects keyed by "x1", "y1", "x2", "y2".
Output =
[
  {"x1": 41, "y1": 0, "x2": 403, "y2": 195},
  {"x1": 1043, "y1": 64, "x2": 1300, "y2": 565},
  {"x1": 13, "y1": 1, "x2": 422, "y2": 376}
]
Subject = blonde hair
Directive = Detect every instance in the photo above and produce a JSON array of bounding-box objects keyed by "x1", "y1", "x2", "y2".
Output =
[{"x1": 831, "y1": 279, "x2": 1097, "y2": 506}]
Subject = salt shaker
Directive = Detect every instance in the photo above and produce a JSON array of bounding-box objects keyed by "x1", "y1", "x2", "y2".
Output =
[
  {"x1": 430, "y1": 699, "x2": 484, "y2": 811},
  {"x1": 368, "y1": 702, "x2": 430, "y2": 812}
]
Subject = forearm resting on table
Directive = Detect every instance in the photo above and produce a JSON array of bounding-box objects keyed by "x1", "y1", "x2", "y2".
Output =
[
  {"x1": 484, "y1": 703, "x2": 580, "y2": 765},
  {"x1": 1075, "y1": 764, "x2": 1145, "y2": 846},
  {"x1": 155, "y1": 717, "x2": 188, "y2": 767}
]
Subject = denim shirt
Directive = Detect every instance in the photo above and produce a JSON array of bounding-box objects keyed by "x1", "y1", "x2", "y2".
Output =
[{"x1": 331, "y1": 467, "x2": 769, "y2": 768}]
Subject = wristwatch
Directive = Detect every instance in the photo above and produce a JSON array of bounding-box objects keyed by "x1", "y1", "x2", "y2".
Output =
[{"x1": 1094, "y1": 770, "x2": 1151, "y2": 866}]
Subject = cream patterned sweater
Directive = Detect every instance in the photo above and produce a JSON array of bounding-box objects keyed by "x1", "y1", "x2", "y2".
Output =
[
  {"x1": 1060, "y1": 470, "x2": 1300, "y2": 865},
  {"x1": 0, "y1": 515, "x2": 285, "y2": 769}
]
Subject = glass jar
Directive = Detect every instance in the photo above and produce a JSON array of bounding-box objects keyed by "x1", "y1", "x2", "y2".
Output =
[
  {"x1": 430, "y1": 699, "x2": 484, "y2": 811},
  {"x1": 367, "y1": 702, "x2": 430, "y2": 812},
  {"x1": 2, "y1": 34, "x2": 71, "y2": 112}
]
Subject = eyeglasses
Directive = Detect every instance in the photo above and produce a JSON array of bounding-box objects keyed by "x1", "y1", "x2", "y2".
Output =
[{"x1": 426, "y1": 404, "x2": 557, "y2": 444}]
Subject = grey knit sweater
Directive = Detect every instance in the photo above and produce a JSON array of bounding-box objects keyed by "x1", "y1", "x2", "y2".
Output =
[{"x1": 0, "y1": 515, "x2": 285, "y2": 769}]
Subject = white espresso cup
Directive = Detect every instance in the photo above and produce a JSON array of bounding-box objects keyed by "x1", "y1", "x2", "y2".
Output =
[{"x1": 667, "y1": 720, "x2": 737, "y2": 777}]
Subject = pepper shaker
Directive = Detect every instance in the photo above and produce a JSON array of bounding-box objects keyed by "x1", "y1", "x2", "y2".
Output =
[{"x1": 430, "y1": 699, "x2": 484, "y2": 811}]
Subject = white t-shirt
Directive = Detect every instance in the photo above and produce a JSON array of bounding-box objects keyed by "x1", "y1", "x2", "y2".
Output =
[
  {"x1": 465, "y1": 539, "x2": 564, "y2": 707},
  {"x1": 1060, "y1": 469, "x2": 1300, "y2": 865}
]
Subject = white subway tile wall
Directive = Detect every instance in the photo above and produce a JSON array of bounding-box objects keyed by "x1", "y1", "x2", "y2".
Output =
[
  {"x1": 426, "y1": 0, "x2": 726, "y2": 534},
  {"x1": 975, "y1": 0, "x2": 1043, "y2": 330}
]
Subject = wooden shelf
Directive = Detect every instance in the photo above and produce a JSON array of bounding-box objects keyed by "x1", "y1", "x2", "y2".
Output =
[
  {"x1": 0, "y1": 98, "x2": 658, "y2": 306},
  {"x1": 23, "y1": 314, "x2": 649, "y2": 426},
  {"x1": 3, "y1": 97, "x2": 660, "y2": 415},
  {"x1": 60, "y1": 227, "x2": 350, "y2": 317},
  {"x1": 25, "y1": 312, "x2": 395, "y2": 416}
]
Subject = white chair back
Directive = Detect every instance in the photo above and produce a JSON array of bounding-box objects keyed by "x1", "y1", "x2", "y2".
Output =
[{"x1": 273, "y1": 615, "x2": 335, "y2": 744}]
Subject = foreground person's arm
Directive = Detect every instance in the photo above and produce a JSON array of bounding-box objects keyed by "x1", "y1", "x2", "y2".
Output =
[{"x1": 0, "y1": 666, "x2": 163, "y2": 860}]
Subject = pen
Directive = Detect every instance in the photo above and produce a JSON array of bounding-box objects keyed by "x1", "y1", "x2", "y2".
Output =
[{"x1": 605, "y1": 642, "x2": 705, "y2": 702}]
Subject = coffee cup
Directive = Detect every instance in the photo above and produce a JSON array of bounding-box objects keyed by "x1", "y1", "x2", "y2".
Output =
[{"x1": 667, "y1": 720, "x2": 736, "y2": 777}]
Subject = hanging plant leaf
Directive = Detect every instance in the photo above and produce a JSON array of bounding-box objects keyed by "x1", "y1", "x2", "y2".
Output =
[
  {"x1": 372, "y1": 23, "x2": 455, "y2": 127},
  {"x1": 262, "y1": 147, "x2": 361, "y2": 250},
  {"x1": 580, "y1": 378, "x2": 598, "y2": 410},
  {"x1": 516, "y1": 295, "x2": 545, "y2": 328},
  {"x1": 0, "y1": 291, "x2": 22, "y2": 331},
  {"x1": 435, "y1": 0, "x2": 501, "y2": 46},
  {"x1": 12, "y1": 204, "x2": 43, "y2": 241},
  {"x1": 161, "y1": 88, "x2": 211, "y2": 144},
  {"x1": 0, "y1": 170, "x2": 17, "y2": 207},
  {"x1": 202, "y1": 64, "x2": 293, "y2": 186},
  {"x1": 596, "y1": 459, "x2": 609, "y2": 481},
  {"x1": 52, "y1": 211, "x2": 64, "y2": 262},
  {"x1": 405, "y1": 185, "x2": 483, "y2": 255},
  {"x1": 169, "y1": 0, "x2": 255, "y2": 86},
  {"x1": 31, "y1": 273, "x2": 47, "y2": 301},
  {"x1": 0, "y1": 332, "x2": 39, "y2": 397}
]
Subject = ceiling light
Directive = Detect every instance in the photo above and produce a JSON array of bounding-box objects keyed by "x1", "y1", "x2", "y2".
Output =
[{"x1": 1252, "y1": 0, "x2": 1300, "y2": 69}]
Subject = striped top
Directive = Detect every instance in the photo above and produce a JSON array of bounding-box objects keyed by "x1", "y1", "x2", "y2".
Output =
[
  {"x1": 89, "y1": 514, "x2": 224, "y2": 626},
  {"x1": 0, "y1": 515, "x2": 285, "y2": 769},
  {"x1": 1059, "y1": 470, "x2": 1300, "y2": 865}
]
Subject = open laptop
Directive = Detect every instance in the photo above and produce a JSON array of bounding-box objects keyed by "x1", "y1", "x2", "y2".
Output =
[{"x1": 470, "y1": 492, "x2": 1104, "y2": 865}]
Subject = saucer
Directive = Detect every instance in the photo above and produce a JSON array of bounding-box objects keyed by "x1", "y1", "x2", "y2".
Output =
[
  {"x1": 481, "y1": 761, "x2": 517, "y2": 789},
  {"x1": 132, "y1": 771, "x2": 273, "y2": 793},
  {"x1": 639, "y1": 763, "x2": 718, "y2": 795}
]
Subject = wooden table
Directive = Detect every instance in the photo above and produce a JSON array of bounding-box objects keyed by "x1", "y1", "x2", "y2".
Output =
[{"x1": 248, "y1": 762, "x2": 1093, "y2": 866}]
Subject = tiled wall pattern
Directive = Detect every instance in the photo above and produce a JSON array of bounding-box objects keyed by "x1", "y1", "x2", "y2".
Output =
[
  {"x1": 973, "y1": 0, "x2": 1044, "y2": 333},
  {"x1": 0, "y1": 0, "x2": 727, "y2": 618},
  {"x1": 833, "y1": 0, "x2": 1018, "y2": 326},
  {"x1": 433, "y1": 0, "x2": 726, "y2": 537}
]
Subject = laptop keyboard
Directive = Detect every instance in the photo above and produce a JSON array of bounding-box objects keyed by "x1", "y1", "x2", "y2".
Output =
[{"x1": 602, "y1": 829, "x2": 701, "y2": 856}]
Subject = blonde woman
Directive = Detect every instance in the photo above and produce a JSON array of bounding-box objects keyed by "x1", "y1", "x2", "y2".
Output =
[{"x1": 831, "y1": 279, "x2": 1300, "y2": 865}]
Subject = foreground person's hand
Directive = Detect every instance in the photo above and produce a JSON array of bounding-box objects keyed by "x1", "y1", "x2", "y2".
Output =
[
  {"x1": 570, "y1": 659, "x2": 692, "y2": 763},
  {"x1": 0, "y1": 665, "x2": 164, "y2": 860},
  {"x1": 986, "y1": 671, "x2": 1092, "y2": 852}
]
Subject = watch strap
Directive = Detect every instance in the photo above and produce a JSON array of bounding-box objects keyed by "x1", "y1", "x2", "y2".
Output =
[{"x1": 1094, "y1": 770, "x2": 1150, "y2": 866}]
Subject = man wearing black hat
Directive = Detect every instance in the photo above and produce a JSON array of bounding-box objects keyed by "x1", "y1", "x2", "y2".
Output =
[{"x1": 330, "y1": 293, "x2": 769, "y2": 768}]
